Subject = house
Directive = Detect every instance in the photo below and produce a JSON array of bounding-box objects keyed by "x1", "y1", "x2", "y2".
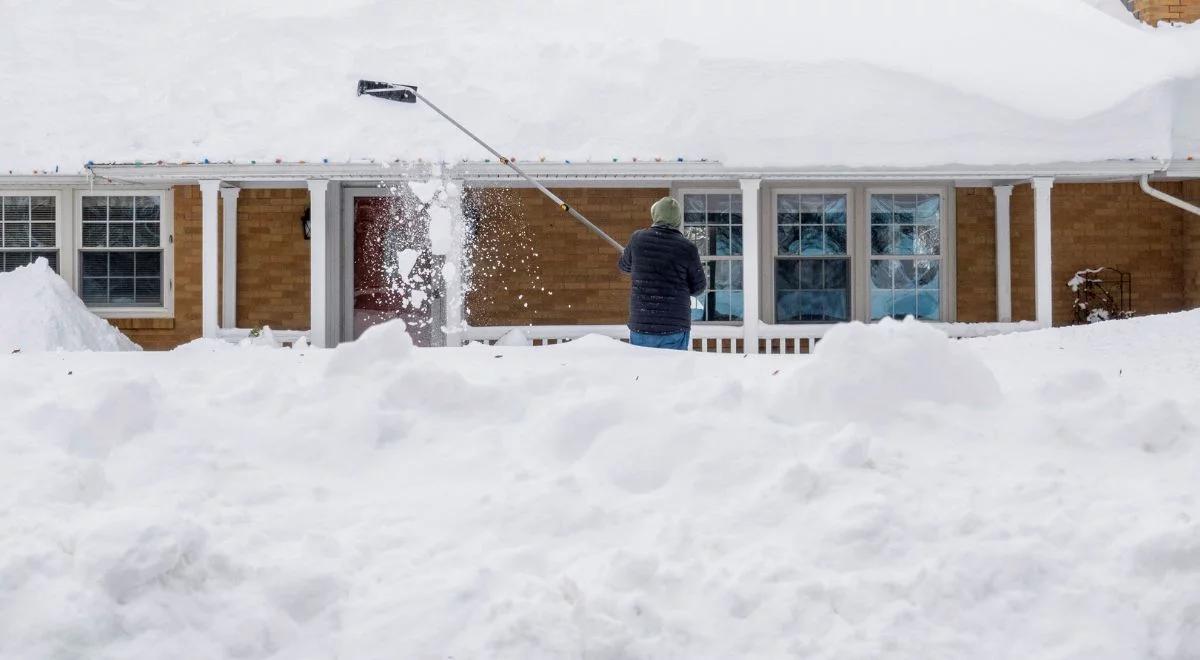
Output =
[{"x1": 1, "y1": 0, "x2": 1198, "y2": 351}]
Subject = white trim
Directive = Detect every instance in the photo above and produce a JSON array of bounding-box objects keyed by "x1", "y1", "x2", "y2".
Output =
[
  {"x1": 768, "y1": 186, "x2": 857, "y2": 324},
  {"x1": 671, "y1": 185, "x2": 748, "y2": 326},
  {"x1": 993, "y1": 185, "x2": 1014, "y2": 322},
  {"x1": 307, "y1": 179, "x2": 330, "y2": 348},
  {"x1": 1032, "y1": 177, "x2": 1054, "y2": 327},
  {"x1": 0, "y1": 190, "x2": 64, "y2": 276},
  {"x1": 220, "y1": 187, "x2": 240, "y2": 328},
  {"x1": 73, "y1": 187, "x2": 174, "y2": 319},
  {"x1": 862, "y1": 185, "x2": 953, "y2": 322}
]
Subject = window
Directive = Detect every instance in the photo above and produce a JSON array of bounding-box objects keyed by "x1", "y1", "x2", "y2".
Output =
[
  {"x1": 775, "y1": 193, "x2": 850, "y2": 322},
  {"x1": 683, "y1": 192, "x2": 743, "y2": 321},
  {"x1": 79, "y1": 194, "x2": 165, "y2": 307},
  {"x1": 1, "y1": 195, "x2": 57, "y2": 272},
  {"x1": 869, "y1": 193, "x2": 942, "y2": 320}
]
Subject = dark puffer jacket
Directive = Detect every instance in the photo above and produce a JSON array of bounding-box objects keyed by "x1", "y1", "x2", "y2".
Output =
[{"x1": 618, "y1": 226, "x2": 706, "y2": 334}]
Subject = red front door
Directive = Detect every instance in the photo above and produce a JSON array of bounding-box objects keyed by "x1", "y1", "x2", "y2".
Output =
[{"x1": 352, "y1": 195, "x2": 440, "y2": 346}]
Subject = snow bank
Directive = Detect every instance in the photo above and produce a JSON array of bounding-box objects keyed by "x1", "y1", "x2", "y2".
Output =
[
  {"x1": 2, "y1": 312, "x2": 1199, "y2": 658},
  {"x1": 2, "y1": 0, "x2": 1199, "y2": 171},
  {"x1": 0, "y1": 259, "x2": 139, "y2": 353}
]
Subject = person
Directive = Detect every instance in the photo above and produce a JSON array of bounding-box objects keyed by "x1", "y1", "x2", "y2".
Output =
[{"x1": 617, "y1": 196, "x2": 706, "y2": 350}]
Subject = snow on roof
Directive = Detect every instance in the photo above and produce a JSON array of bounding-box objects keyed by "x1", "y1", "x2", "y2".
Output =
[{"x1": 2, "y1": 0, "x2": 1198, "y2": 173}]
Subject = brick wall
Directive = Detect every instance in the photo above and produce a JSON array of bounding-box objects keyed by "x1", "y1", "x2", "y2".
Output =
[
  {"x1": 234, "y1": 189, "x2": 310, "y2": 329},
  {"x1": 1184, "y1": 180, "x2": 1200, "y2": 308},
  {"x1": 1128, "y1": 0, "x2": 1200, "y2": 24},
  {"x1": 463, "y1": 187, "x2": 666, "y2": 326},
  {"x1": 956, "y1": 182, "x2": 1189, "y2": 326},
  {"x1": 114, "y1": 186, "x2": 310, "y2": 350}
]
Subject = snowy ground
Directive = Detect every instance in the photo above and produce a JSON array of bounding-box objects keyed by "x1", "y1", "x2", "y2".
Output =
[{"x1": 2, "y1": 310, "x2": 1199, "y2": 659}]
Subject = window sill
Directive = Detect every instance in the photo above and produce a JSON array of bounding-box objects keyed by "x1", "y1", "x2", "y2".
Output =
[{"x1": 91, "y1": 308, "x2": 173, "y2": 320}]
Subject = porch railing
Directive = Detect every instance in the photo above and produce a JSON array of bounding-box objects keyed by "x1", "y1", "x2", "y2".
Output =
[{"x1": 459, "y1": 320, "x2": 1039, "y2": 354}]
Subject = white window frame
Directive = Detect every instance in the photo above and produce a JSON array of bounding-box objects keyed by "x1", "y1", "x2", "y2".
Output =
[
  {"x1": 765, "y1": 184, "x2": 956, "y2": 323},
  {"x1": 74, "y1": 188, "x2": 174, "y2": 318},
  {"x1": 673, "y1": 186, "x2": 746, "y2": 326},
  {"x1": 769, "y1": 187, "x2": 857, "y2": 324},
  {"x1": 0, "y1": 190, "x2": 65, "y2": 276},
  {"x1": 860, "y1": 186, "x2": 951, "y2": 322}
]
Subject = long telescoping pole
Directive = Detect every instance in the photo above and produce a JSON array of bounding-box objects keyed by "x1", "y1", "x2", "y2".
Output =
[{"x1": 359, "y1": 82, "x2": 624, "y2": 253}]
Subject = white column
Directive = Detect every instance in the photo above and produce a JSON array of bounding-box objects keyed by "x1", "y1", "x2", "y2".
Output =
[
  {"x1": 199, "y1": 179, "x2": 221, "y2": 339},
  {"x1": 307, "y1": 179, "x2": 330, "y2": 347},
  {"x1": 220, "y1": 187, "x2": 240, "y2": 329},
  {"x1": 740, "y1": 179, "x2": 762, "y2": 354},
  {"x1": 1032, "y1": 177, "x2": 1054, "y2": 327},
  {"x1": 993, "y1": 185, "x2": 1013, "y2": 322}
]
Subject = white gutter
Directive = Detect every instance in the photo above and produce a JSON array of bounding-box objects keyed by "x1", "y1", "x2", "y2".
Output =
[{"x1": 1139, "y1": 174, "x2": 1200, "y2": 217}]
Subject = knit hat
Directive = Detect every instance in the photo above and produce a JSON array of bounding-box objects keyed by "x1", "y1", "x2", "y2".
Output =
[{"x1": 650, "y1": 196, "x2": 682, "y2": 229}]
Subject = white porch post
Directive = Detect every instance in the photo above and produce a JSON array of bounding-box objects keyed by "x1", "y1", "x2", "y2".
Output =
[
  {"x1": 740, "y1": 178, "x2": 762, "y2": 353},
  {"x1": 220, "y1": 187, "x2": 240, "y2": 329},
  {"x1": 993, "y1": 185, "x2": 1013, "y2": 322},
  {"x1": 307, "y1": 179, "x2": 330, "y2": 347},
  {"x1": 199, "y1": 179, "x2": 221, "y2": 339},
  {"x1": 1032, "y1": 177, "x2": 1054, "y2": 327}
]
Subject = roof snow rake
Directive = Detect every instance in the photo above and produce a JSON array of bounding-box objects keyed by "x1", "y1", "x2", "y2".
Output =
[{"x1": 357, "y1": 80, "x2": 624, "y2": 252}]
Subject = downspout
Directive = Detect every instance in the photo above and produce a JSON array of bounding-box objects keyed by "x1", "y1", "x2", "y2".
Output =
[{"x1": 1140, "y1": 172, "x2": 1200, "y2": 218}]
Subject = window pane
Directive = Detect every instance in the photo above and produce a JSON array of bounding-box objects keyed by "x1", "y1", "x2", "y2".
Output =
[
  {"x1": 870, "y1": 259, "x2": 894, "y2": 289},
  {"x1": 870, "y1": 290, "x2": 892, "y2": 319},
  {"x1": 30, "y1": 197, "x2": 54, "y2": 224},
  {"x1": 135, "y1": 277, "x2": 162, "y2": 305},
  {"x1": 778, "y1": 194, "x2": 799, "y2": 224},
  {"x1": 134, "y1": 196, "x2": 160, "y2": 223},
  {"x1": 800, "y1": 227, "x2": 823, "y2": 256},
  {"x1": 893, "y1": 289, "x2": 917, "y2": 318},
  {"x1": 1, "y1": 252, "x2": 27, "y2": 272},
  {"x1": 917, "y1": 291, "x2": 940, "y2": 319},
  {"x1": 893, "y1": 225, "x2": 915, "y2": 255},
  {"x1": 870, "y1": 194, "x2": 892, "y2": 224},
  {"x1": 871, "y1": 226, "x2": 892, "y2": 255},
  {"x1": 137, "y1": 252, "x2": 162, "y2": 277},
  {"x1": 715, "y1": 290, "x2": 744, "y2": 321},
  {"x1": 893, "y1": 194, "x2": 916, "y2": 223},
  {"x1": 729, "y1": 226, "x2": 742, "y2": 256},
  {"x1": 800, "y1": 195, "x2": 823, "y2": 224},
  {"x1": 824, "y1": 195, "x2": 847, "y2": 224},
  {"x1": 916, "y1": 260, "x2": 939, "y2": 289},
  {"x1": 82, "y1": 223, "x2": 107, "y2": 247},
  {"x1": 776, "y1": 259, "x2": 799, "y2": 289},
  {"x1": 894, "y1": 260, "x2": 916, "y2": 289},
  {"x1": 915, "y1": 194, "x2": 940, "y2": 224},
  {"x1": 3, "y1": 222, "x2": 30, "y2": 248},
  {"x1": 3, "y1": 196, "x2": 29, "y2": 222},
  {"x1": 81, "y1": 252, "x2": 109, "y2": 277},
  {"x1": 824, "y1": 259, "x2": 848, "y2": 289},
  {"x1": 707, "y1": 194, "x2": 730, "y2": 224},
  {"x1": 109, "y1": 277, "x2": 135, "y2": 304},
  {"x1": 135, "y1": 222, "x2": 160, "y2": 248},
  {"x1": 729, "y1": 260, "x2": 743, "y2": 289},
  {"x1": 714, "y1": 260, "x2": 731, "y2": 290},
  {"x1": 777, "y1": 291, "x2": 801, "y2": 322},
  {"x1": 730, "y1": 195, "x2": 742, "y2": 225},
  {"x1": 82, "y1": 277, "x2": 107, "y2": 303},
  {"x1": 109, "y1": 223, "x2": 134, "y2": 248},
  {"x1": 109, "y1": 252, "x2": 135, "y2": 277},
  {"x1": 82, "y1": 197, "x2": 107, "y2": 223},
  {"x1": 915, "y1": 226, "x2": 940, "y2": 255},
  {"x1": 691, "y1": 294, "x2": 705, "y2": 321},
  {"x1": 778, "y1": 226, "x2": 800, "y2": 255},
  {"x1": 30, "y1": 223, "x2": 55, "y2": 248},
  {"x1": 108, "y1": 196, "x2": 133, "y2": 223},
  {"x1": 710, "y1": 227, "x2": 727, "y2": 256},
  {"x1": 799, "y1": 259, "x2": 822, "y2": 289},
  {"x1": 824, "y1": 226, "x2": 846, "y2": 255}
]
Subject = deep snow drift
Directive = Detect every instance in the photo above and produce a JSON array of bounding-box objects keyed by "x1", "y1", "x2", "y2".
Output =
[
  {"x1": 0, "y1": 259, "x2": 139, "y2": 353},
  {"x1": 2, "y1": 0, "x2": 1199, "y2": 171},
  {"x1": 2, "y1": 313, "x2": 1199, "y2": 658}
]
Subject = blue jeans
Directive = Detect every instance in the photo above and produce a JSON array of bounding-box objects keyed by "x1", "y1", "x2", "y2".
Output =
[{"x1": 630, "y1": 329, "x2": 690, "y2": 350}]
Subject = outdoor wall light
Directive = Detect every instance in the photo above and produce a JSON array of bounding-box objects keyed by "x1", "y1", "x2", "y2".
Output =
[{"x1": 301, "y1": 207, "x2": 311, "y2": 240}]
